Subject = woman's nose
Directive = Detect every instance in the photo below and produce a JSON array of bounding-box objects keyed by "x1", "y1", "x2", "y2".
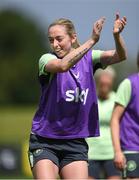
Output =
[{"x1": 53, "y1": 39, "x2": 59, "y2": 48}]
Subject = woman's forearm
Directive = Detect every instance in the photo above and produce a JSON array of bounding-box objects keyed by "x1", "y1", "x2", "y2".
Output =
[
  {"x1": 113, "y1": 34, "x2": 127, "y2": 61},
  {"x1": 61, "y1": 39, "x2": 96, "y2": 71},
  {"x1": 60, "y1": 17, "x2": 105, "y2": 71},
  {"x1": 111, "y1": 115, "x2": 122, "y2": 153}
]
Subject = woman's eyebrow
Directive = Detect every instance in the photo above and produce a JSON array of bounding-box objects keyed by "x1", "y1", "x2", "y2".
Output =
[
  {"x1": 48, "y1": 36, "x2": 53, "y2": 39},
  {"x1": 48, "y1": 35, "x2": 64, "y2": 39}
]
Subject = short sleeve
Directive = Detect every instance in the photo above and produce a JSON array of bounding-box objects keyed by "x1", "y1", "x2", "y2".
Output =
[
  {"x1": 92, "y1": 50, "x2": 104, "y2": 67},
  {"x1": 115, "y1": 79, "x2": 131, "y2": 107},
  {"x1": 39, "y1": 53, "x2": 57, "y2": 76}
]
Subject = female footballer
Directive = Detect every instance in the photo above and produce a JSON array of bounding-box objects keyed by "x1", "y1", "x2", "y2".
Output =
[{"x1": 28, "y1": 13, "x2": 127, "y2": 179}]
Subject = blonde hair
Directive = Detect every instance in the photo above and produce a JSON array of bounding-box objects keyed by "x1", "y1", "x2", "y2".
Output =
[
  {"x1": 95, "y1": 66, "x2": 116, "y2": 80},
  {"x1": 48, "y1": 18, "x2": 80, "y2": 48}
]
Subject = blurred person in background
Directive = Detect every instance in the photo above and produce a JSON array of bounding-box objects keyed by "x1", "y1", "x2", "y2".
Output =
[
  {"x1": 87, "y1": 66, "x2": 121, "y2": 179},
  {"x1": 28, "y1": 13, "x2": 127, "y2": 179},
  {"x1": 111, "y1": 51, "x2": 139, "y2": 179}
]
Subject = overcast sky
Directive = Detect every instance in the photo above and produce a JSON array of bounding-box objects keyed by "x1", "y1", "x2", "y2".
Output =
[{"x1": 0, "y1": 0, "x2": 138, "y2": 59}]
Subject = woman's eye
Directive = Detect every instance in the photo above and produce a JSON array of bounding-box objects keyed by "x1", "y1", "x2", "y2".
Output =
[
  {"x1": 57, "y1": 38, "x2": 63, "y2": 42},
  {"x1": 49, "y1": 39, "x2": 54, "y2": 43}
]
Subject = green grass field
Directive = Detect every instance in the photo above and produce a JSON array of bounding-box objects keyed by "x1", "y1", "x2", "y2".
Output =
[
  {"x1": 0, "y1": 105, "x2": 36, "y2": 144},
  {"x1": 0, "y1": 105, "x2": 36, "y2": 179}
]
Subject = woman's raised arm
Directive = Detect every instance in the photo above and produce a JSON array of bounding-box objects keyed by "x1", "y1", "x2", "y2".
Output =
[{"x1": 100, "y1": 13, "x2": 127, "y2": 66}]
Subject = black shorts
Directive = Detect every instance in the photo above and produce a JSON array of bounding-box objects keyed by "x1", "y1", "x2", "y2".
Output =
[
  {"x1": 28, "y1": 134, "x2": 88, "y2": 170},
  {"x1": 88, "y1": 160, "x2": 120, "y2": 179},
  {"x1": 122, "y1": 153, "x2": 139, "y2": 178}
]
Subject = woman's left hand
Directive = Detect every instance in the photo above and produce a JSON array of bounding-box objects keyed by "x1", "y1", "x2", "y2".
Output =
[{"x1": 113, "y1": 13, "x2": 127, "y2": 35}]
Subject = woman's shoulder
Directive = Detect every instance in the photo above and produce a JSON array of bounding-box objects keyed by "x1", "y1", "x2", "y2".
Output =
[{"x1": 40, "y1": 53, "x2": 57, "y2": 60}]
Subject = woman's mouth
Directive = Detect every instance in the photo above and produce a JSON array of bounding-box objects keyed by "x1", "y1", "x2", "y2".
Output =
[
  {"x1": 54, "y1": 49, "x2": 66, "y2": 58},
  {"x1": 55, "y1": 49, "x2": 61, "y2": 53},
  {"x1": 55, "y1": 50, "x2": 63, "y2": 55}
]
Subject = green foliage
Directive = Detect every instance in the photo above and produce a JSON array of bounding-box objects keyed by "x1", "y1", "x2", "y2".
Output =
[{"x1": 0, "y1": 10, "x2": 48, "y2": 104}]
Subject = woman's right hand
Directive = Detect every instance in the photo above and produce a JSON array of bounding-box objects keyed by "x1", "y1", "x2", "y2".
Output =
[
  {"x1": 92, "y1": 17, "x2": 105, "y2": 43},
  {"x1": 114, "y1": 151, "x2": 126, "y2": 170}
]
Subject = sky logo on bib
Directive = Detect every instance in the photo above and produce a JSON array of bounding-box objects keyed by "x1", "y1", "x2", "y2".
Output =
[{"x1": 65, "y1": 87, "x2": 89, "y2": 105}]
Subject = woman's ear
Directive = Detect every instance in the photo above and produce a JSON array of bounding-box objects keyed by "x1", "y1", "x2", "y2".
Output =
[
  {"x1": 71, "y1": 33, "x2": 77, "y2": 44},
  {"x1": 71, "y1": 33, "x2": 80, "y2": 48}
]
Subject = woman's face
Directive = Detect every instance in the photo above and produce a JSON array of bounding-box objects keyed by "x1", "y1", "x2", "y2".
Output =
[
  {"x1": 48, "y1": 25, "x2": 76, "y2": 58},
  {"x1": 97, "y1": 73, "x2": 114, "y2": 98}
]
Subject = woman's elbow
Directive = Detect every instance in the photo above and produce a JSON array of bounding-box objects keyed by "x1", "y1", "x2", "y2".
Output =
[
  {"x1": 59, "y1": 64, "x2": 70, "y2": 72},
  {"x1": 119, "y1": 53, "x2": 128, "y2": 61}
]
